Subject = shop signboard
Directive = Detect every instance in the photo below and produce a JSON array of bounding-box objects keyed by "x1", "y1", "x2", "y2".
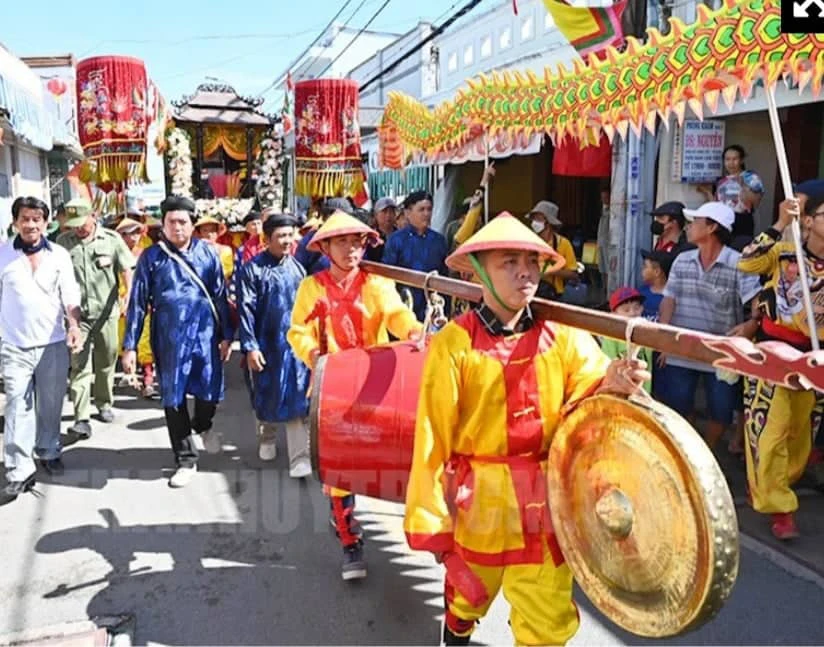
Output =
[{"x1": 679, "y1": 119, "x2": 725, "y2": 184}]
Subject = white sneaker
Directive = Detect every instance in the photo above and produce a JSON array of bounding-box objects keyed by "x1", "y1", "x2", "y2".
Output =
[
  {"x1": 289, "y1": 458, "x2": 312, "y2": 479},
  {"x1": 258, "y1": 439, "x2": 277, "y2": 461},
  {"x1": 168, "y1": 464, "x2": 197, "y2": 488},
  {"x1": 201, "y1": 430, "x2": 223, "y2": 455}
]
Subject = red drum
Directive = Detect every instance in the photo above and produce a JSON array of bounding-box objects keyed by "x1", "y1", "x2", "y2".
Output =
[{"x1": 309, "y1": 341, "x2": 426, "y2": 503}]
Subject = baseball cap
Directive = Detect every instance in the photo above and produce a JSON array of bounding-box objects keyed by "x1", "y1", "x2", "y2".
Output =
[
  {"x1": 609, "y1": 286, "x2": 645, "y2": 312},
  {"x1": 374, "y1": 197, "x2": 397, "y2": 213},
  {"x1": 793, "y1": 179, "x2": 824, "y2": 206},
  {"x1": 650, "y1": 201, "x2": 686, "y2": 225},
  {"x1": 529, "y1": 200, "x2": 562, "y2": 226},
  {"x1": 64, "y1": 198, "x2": 93, "y2": 228},
  {"x1": 682, "y1": 201, "x2": 735, "y2": 232},
  {"x1": 640, "y1": 249, "x2": 675, "y2": 275}
]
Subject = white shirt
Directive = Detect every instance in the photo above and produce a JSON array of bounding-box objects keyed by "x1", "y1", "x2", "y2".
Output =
[{"x1": 0, "y1": 239, "x2": 81, "y2": 348}]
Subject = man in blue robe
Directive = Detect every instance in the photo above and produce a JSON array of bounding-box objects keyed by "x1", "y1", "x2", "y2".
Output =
[
  {"x1": 122, "y1": 195, "x2": 233, "y2": 488},
  {"x1": 381, "y1": 190, "x2": 448, "y2": 320},
  {"x1": 238, "y1": 213, "x2": 311, "y2": 477}
]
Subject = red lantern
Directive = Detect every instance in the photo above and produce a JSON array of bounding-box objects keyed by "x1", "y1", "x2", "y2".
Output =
[
  {"x1": 46, "y1": 77, "x2": 68, "y2": 99},
  {"x1": 76, "y1": 55, "x2": 151, "y2": 186},
  {"x1": 294, "y1": 78, "x2": 363, "y2": 198}
]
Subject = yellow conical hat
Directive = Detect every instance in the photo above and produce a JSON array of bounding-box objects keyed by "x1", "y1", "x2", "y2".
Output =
[
  {"x1": 115, "y1": 217, "x2": 145, "y2": 233},
  {"x1": 194, "y1": 216, "x2": 227, "y2": 236},
  {"x1": 446, "y1": 212, "x2": 565, "y2": 275},
  {"x1": 307, "y1": 210, "x2": 381, "y2": 253}
]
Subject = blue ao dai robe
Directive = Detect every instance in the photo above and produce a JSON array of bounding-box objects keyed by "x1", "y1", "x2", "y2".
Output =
[
  {"x1": 238, "y1": 251, "x2": 310, "y2": 423},
  {"x1": 124, "y1": 238, "x2": 232, "y2": 407}
]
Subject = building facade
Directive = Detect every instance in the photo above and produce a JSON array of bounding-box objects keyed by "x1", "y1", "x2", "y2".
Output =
[{"x1": 0, "y1": 43, "x2": 56, "y2": 235}]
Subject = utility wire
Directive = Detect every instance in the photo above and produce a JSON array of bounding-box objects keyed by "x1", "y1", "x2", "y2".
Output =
[
  {"x1": 256, "y1": 0, "x2": 357, "y2": 98},
  {"x1": 316, "y1": 0, "x2": 395, "y2": 78},
  {"x1": 359, "y1": 0, "x2": 485, "y2": 93}
]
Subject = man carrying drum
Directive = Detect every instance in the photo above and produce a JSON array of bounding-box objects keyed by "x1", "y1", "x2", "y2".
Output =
[
  {"x1": 287, "y1": 210, "x2": 423, "y2": 581},
  {"x1": 403, "y1": 213, "x2": 649, "y2": 646}
]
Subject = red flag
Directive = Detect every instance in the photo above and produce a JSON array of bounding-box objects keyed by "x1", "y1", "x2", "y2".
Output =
[{"x1": 286, "y1": 71, "x2": 294, "y2": 93}]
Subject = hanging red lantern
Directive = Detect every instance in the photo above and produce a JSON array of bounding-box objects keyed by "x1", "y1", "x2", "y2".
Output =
[{"x1": 46, "y1": 77, "x2": 68, "y2": 99}]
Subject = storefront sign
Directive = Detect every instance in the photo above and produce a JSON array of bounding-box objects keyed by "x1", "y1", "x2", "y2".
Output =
[{"x1": 679, "y1": 119, "x2": 725, "y2": 184}]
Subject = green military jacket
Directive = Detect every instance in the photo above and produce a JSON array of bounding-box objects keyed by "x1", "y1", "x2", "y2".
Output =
[{"x1": 57, "y1": 224, "x2": 135, "y2": 322}]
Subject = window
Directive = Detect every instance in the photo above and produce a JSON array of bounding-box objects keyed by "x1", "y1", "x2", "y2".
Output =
[
  {"x1": 480, "y1": 35, "x2": 492, "y2": 59},
  {"x1": 463, "y1": 44, "x2": 474, "y2": 66},
  {"x1": 499, "y1": 26, "x2": 512, "y2": 50},
  {"x1": 521, "y1": 15, "x2": 534, "y2": 41},
  {"x1": 447, "y1": 51, "x2": 458, "y2": 72}
]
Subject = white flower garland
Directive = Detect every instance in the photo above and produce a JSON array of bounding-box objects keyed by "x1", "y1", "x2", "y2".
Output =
[
  {"x1": 255, "y1": 128, "x2": 284, "y2": 211},
  {"x1": 166, "y1": 127, "x2": 193, "y2": 198},
  {"x1": 195, "y1": 198, "x2": 255, "y2": 227}
]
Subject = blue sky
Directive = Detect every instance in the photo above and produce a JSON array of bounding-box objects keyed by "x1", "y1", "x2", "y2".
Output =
[{"x1": 3, "y1": 0, "x2": 462, "y2": 113}]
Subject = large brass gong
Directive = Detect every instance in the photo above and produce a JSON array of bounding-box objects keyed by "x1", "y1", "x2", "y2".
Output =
[{"x1": 548, "y1": 394, "x2": 739, "y2": 637}]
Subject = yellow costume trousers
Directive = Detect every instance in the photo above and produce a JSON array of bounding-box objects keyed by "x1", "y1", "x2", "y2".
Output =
[
  {"x1": 744, "y1": 378, "x2": 824, "y2": 513},
  {"x1": 118, "y1": 314, "x2": 153, "y2": 365},
  {"x1": 447, "y1": 549, "x2": 579, "y2": 646}
]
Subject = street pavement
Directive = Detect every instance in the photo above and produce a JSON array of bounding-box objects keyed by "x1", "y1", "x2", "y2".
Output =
[{"x1": 1, "y1": 360, "x2": 823, "y2": 646}]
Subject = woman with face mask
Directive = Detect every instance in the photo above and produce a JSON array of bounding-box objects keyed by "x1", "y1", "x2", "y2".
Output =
[
  {"x1": 526, "y1": 201, "x2": 579, "y2": 299},
  {"x1": 648, "y1": 201, "x2": 689, "y2": 253}
]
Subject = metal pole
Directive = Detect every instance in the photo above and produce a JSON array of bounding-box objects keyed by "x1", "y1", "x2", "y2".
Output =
[
  {"x1": 765, "y1": 86, "x2": 819, "y2": 351},
  {"x1": 483, "y1": 133, "x2": 490, "y2": 224}
]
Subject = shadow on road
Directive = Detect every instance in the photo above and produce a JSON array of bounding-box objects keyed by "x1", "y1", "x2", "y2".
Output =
[{"x1": 33, "y1": 483, "x2": 445, "y2": 645}]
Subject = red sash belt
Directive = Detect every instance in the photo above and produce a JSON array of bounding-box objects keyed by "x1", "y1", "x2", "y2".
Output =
[
  {"x1": 446, "y1": 451, "x2": 565, "y2": 567},
  {"x1": 761, "y1": 317, "x2": 812, "y2": 350}
]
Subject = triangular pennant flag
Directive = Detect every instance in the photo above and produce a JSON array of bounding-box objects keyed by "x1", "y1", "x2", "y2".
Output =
[
  {"x1": 704, "y1": 89, "x2": 720, "y2": 114},
  {"x1": 721, "y1": 84, "x2": 738, "y2": 110},
  {"x1": 672, "y1": 101, "x2": 686, "y2": 126}
]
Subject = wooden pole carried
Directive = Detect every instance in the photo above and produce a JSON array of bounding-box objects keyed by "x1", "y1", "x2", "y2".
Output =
[{"x1": 361, "y1": 260, "x2": 824, "y2": 393}]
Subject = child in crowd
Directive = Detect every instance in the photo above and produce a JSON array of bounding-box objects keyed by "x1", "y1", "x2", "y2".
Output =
[
  {"x1": 599, "y1": 287, "x2": 653, "y2": 393},
  {"x1": 638, "y1": 249, "x2": 674, "y2": 321}
]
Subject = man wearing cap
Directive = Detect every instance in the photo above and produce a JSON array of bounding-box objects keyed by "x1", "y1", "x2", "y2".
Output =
[
  {"x1": 58, "y1": 198, "x2": 135, "y2": 438},
  {"x1": 288, "y1": 209, "x2": 423, "y2": 581},
  {"x1": 234, "y1": 211, "x2": 265, "y2": 268},
  {"x1": 365, "y1": 197, "x2": 397, "y2": 262},
  {"x1": 527, "y1": 200, "x2": 579, "y2": 299},
  {"x1": 649, "y1": 201, "x2": 689, "y2": 253},
  {"x1": 238, "y1": 214, "x2": 311, "y2": 474},
  {"x1": 123, "y1": 195, "x2": 233, "y2": 488},
  {"x1": 403, "y1": 212, "x2": 648, "y2": 646},
  {"x1": 0, "y1": 197, "x2": 83, "y2": 502},
  {"x1": 657, "y1": 202, "x2": 761, "y2": 453},
  {"x1": 737, "y1": 180, "x2": 824, "y2": 539},
  {"x1": 116, "y1": 217, "x2": 156, "y2": 397}
]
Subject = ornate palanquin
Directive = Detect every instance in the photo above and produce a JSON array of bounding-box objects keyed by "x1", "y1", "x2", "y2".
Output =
[{"x1": 167, "y1": 82, "x2": 274, "y2": 200}]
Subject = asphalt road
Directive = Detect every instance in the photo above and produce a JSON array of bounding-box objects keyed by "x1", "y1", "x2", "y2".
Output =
[{"x1": 0, "y1": 361, "x2": 823, "y2": 646}]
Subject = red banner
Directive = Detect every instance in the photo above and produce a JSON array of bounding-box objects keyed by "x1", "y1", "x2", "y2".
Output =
[
  {"x1": 552, "y1": 134, "x2": 612, "y2": 178},
  {"x1": 294, "y1": 78, "x2": 364, "y2": 198},
  {"x1": 76, "y1": 55, "x2": 150, "y2": 187}
]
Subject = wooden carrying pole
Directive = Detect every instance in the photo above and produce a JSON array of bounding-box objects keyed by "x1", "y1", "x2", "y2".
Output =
[
  {"x1": 765, "y1": 86, "x2": 819, "y2": 351},
  {"x1": 360, "y1": 260, "x2": 824, "y2": 392}
]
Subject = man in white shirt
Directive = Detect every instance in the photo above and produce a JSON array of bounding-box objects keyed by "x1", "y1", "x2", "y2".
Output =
[{"x1": 0, "y1": 197, "x2": 83, "y2": 503}]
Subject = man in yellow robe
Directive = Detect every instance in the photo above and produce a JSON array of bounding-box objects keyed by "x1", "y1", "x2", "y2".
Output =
[
  {"x1": 737, "y1": 182, "x2": 824, "y2": 540},
  {"x1": 288, "y1": 210, "x2": 423, "y2": 581},
  {"x1": 403, "y1": 212, "x2": 649, "y2": 646},
  {"x1": 116, "y1": 217, "x2": 155, "y2": 397}
]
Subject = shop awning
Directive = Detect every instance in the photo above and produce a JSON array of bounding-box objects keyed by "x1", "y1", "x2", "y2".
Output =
[{"x1": 0, "y1": 45, "x2": 53, "y2": 151}]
